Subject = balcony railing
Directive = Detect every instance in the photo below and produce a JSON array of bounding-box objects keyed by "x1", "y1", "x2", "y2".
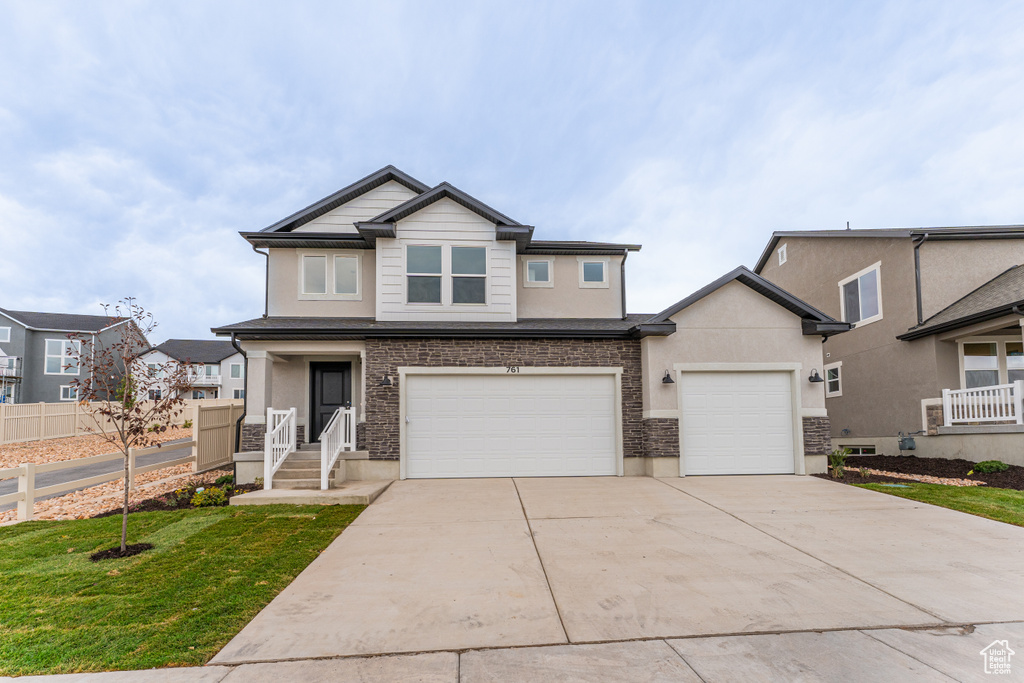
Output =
[
  {"x1": 942, "y1": 381, "x2": 1024, "y2": 426},
  {"x1": 0, "y1": 357, "x2": 20, "y2": 379},
  {"x1": 186, "y1": 370, "x2": 222, "y2": 386}
]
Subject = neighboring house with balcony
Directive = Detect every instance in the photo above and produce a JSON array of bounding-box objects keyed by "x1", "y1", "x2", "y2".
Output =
[
  {"x1": 137, "y1": 339, "x2": 245, "y2": 400},
  {"x1": 755, "y1": 226, "x2": 1024, "y2": 464},
  {"x1": 213, "y1": 166, "x2": 846, "y2": 490},
  {"x1": 0, "y1": 308, "x2": 137, "y2": 404}
]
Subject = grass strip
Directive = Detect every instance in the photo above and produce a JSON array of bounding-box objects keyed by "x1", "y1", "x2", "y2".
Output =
[{"x1": 856, "y1": 482, "x2": 1024, "y2": 527}]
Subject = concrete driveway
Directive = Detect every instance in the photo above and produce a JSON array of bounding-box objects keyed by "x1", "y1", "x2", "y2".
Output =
[{"x1": 212, "y1": 475, "x2": 1024, "y2": 671}]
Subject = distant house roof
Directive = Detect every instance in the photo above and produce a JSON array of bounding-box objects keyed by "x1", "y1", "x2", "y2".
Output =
[
  {"x1": 753, "y1": 225, "x2": 1024, "y2": 274},
  {"x1": 648, "y1": 266, "x2": 850, "y2": 337},
  {"x1": 898, "y1": 265, "x2": 1024, "y2": 340},
  {"x1": 146, "y1": 339, "x2": 239, "y2": 363},
  {"x1": 212, "y1": 315, "x2": 674, "y2": 340},
  {"x1": 0, "y1": 308, "x2": 124, "y2": 333}
]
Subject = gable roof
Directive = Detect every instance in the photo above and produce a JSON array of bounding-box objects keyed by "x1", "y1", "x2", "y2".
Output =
[
  {"x1": 260, "y1": 165, "x2": 431, "y2": 233},
  {"x1": 898, "y1": 265, "x2": 1024, "y2": 340},
  {"x1": 354, "y1": 182, "x2": 534, "y2": 248},
  {"x1": 0, "y1": 308, "x2": 123, "y2": 333},
  {"x1": 648, "y1": 266, "x2": 850, "y2": 336},
  {"x1": 145, "y1": 339, "x2": 239, "y2": 363},
  {"x1": 753, "y1": 225, "x2": 1024, "y2": 274}
]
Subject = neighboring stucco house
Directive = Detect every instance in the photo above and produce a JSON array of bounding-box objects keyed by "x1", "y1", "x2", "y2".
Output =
[
  {"x1": 214, "y1": 166, "x2": 845, "y2": 487},
  {"x1": 138, "y1": 339, "x2": 245, "y2": 400},
  {"x1": 755, "y1": 226, "x2": 1024, "y2": 464},
  {"x1": 0, "y1": 308, "x2": 136, "y2": 404}
]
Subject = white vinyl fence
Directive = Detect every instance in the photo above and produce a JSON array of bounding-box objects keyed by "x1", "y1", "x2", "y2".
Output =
[
  {"x1": 0, "y1": 399, "x2": 240, "y2": 445},
  {"x1": 0, "y1": 403, "x2": 244, "y2": 521}
]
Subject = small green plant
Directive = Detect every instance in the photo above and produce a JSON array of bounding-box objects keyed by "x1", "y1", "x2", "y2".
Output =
[
  {"x1": 969, "y1": 460, "x2": 1009, "y2": 475},
  {"x1": 859, "y1": 467, "x2": 869, "y2": 478},
  {"x1": 829, "y1": 447, "x2": 850, "y2": 479},
  {"x1": 183, "y1": 419, "x2": 193, "y2": 429},
  {"x1": 254, "y1": 476, "x2": 264, "y2": 489},
  {"x1": 191, "y1": 486, "x2": 228, "y2": 507},
  {"x1": 214, "y1": 474, "x2": 234, "y2": 487},
  {"x1": 147, "y1": 422, "x2": 163, "y2": 433}
]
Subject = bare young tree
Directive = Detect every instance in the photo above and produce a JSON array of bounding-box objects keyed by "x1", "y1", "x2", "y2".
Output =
[{"x1": 67, "y1": 298, "x2": 195, "y2": 555}]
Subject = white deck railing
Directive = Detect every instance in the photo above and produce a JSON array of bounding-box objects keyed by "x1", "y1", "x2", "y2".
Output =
[
  {"x1": 942, "y1": 381, "x2": 1024, "y2": 426},
  {"x1": 263, "y1": 407, "x2": 297, "y2": 490},
  {"x1": 320, "y1": 407, "x2": 356, "y2": 490}
]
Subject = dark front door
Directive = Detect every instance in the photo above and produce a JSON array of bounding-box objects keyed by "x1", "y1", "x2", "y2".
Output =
[{"x1": 309, "y1": 362, "x2": 352, "y2": 443}]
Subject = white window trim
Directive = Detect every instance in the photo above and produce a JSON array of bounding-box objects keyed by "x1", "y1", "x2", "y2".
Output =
[
  {"x1": 404, "y1": 244, "x2": 488, "y2": 306},
  {"x1": 522, "y1": 256, "x2": 554, "y2": 288},
  {"x1": 578, "y1": 256, "x2": 610, "y2": 289},
  {"x1": 451, "y1": 246, "x2": 488, "y2": 306},
  {"x1": 957, "y1": 337, "x2": 1024, "y2": 389},
  {"x1": 297, "y1": 250, "x2": 362, "y2": 301},
  {"x1": 838, "y1": 261, "x2": 883, "y2": 328},
  {"x1": 824, "y1": 361, "x2": 843, "y2": 398},
  {"x1": 230, "y1": 362, "x2": 244, "y2": 379},
  {"x1": 778, "y1": 243, "x2": 787, "y2": 266},
  {"x1": 44, "y1": 339, "x2": 80, "y2": 376},
  {"x1": 0, "y1": 327, "x2": 9, "y2": 343},
  {"x1": 233, "y1": 388, "x2": 245, "y2": 399},
  {"x1": 59, "y1": 385, "x2": 77, "y2": 401}
]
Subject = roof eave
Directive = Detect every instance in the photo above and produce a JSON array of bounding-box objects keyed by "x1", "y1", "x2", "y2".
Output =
[{"x1": 897, "y1": 302, "x2": 1024, "y2": 341}]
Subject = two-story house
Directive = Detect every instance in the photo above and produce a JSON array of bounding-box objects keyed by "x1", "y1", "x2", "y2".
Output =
[
  {"x1": 755, "y1": 226, "x2": 1024, "y2": 464},
  {"x1": 214, "y1": 166, "x2": 847, "y2": 488},
  {"x1": 137, "y1": 339, "x2": 246, "y2": 400},
  {"x1": 0, "y1": 308, "x2": 136, "y2": 404}
]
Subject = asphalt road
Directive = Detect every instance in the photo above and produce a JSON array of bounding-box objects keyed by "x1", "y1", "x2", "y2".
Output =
[{"x1": 0, "y1": 438, "x2": 195, "y2": 513}]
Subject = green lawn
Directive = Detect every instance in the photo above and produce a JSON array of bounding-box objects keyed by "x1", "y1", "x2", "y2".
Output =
[
  {"x1": 0, "y1": 504, "x2": 364, "y2": 676},
  {"x1": 856, "y1": 482, "x2": 1024, "y2": 527}
]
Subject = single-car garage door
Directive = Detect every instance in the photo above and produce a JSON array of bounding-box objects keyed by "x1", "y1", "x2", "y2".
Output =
[
  {"x1": 404, "y1": 372, "x2": 618, "y2": 478},
  {"x1": 680, "y1": 371, "x2": 795, "y2": 475}
]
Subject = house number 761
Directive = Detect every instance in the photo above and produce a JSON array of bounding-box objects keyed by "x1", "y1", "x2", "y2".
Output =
[{"x1": 506, "y1": 366, "x2": 520, "y2": 373}]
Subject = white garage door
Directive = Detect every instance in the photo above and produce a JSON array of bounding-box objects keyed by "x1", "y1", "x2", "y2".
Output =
[
  {"x1": 404, "y1": 372, "x2": 618, "y2": 478},
  {"x1": 681, "y1": 371, "x2": 795, "y2": 475}
]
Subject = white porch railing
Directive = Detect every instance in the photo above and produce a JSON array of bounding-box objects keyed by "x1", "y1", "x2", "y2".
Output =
[
  {"x1": 320, "y1": 407, "x2": 356, "y2": 490},
  {"x1": 942, "y1": 381, "x2": 1024, "y2": 426},
  {"x1": 263, "y1": 407, "x2": 297, "y2": 490}
]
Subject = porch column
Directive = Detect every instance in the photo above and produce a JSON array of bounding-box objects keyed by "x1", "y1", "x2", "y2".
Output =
[{"x1": 245, "y1": 351, "x2": 275, "y2": 424}]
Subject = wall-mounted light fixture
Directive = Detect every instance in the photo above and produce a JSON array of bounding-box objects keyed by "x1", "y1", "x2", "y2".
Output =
[
  {"x1": 379, "y1": 375, "x2": 393, "y2": 386},
  {"x1": 662, "y1": 370, "x2": 675, "y2": 384},
  {"x1": 808, "y1": 369, "x2": 824, "y2": 383}
]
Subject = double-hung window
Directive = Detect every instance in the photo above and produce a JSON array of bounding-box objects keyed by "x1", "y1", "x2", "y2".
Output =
[
  {"x1": 205, "y1": 364, "x2": 219, "y2": 378},
  {"x1": 407, "y1": 246, "x2": 443, "y2": 303},
  {"x1": 960, "y1": 340, "x2": 1024, "y2": 389},
  {"x1": 230, "y1": 363, "x2": 244, "y2": 379},
  {"x1": 824, "y1": 361, "x2": 842, "y2": 397},
  {"x1": 839, "y1": 263, "x2": 882, "y2": 326},
  {"x1": 451, "y1": 247, "x2": 486, "y2": 304},
  {"x1": 300, "y1": 252, "x2": 360, "y2": 299},
  {"x1": 45, "y1": 339, "x2": 80, "y2": 375}
]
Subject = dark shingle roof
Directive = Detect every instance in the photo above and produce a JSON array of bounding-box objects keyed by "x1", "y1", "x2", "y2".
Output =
[
  {"x1": 0, "y1": 308, "x2": 122, "y2": 332},
  {"x1": 212, "y1": 315, "x2": 674, "y2": 339},
  {"x1": 148, "y1": 339, "x2": 239, "y2": 363},
  {"x1": 898, "y1": 265, "x2": 1024, "y2": 340}
]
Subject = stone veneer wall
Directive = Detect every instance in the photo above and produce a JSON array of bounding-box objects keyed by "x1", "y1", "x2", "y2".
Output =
[
  {"x1": 363, "y1": 338, "x2": 643, "y2": 461},
  {"x1": 926, "y1": 404, "x2": 943, "y2": 436},
  {"x1": 802, "y1": 416, "x2": 832, "y2": 455},
  {"x1": 239, "y1": 423, "x2": 304, "y2": 452},
  {"x1": 642, "y1": 417, "x2": 679, "y2": 457}
]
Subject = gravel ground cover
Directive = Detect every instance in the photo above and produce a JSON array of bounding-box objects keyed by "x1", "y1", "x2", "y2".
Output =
[
  {"x1": 845, "y1": 454, "x2": 1024, "y2": 490},
  {"x1": 0, "y1": 427, "x2": 192, "y2": 469}
]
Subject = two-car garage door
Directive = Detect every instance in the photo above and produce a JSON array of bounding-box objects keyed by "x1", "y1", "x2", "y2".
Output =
[{"x1": 404, "y1": 372, "x2": 618, "y2": 478}]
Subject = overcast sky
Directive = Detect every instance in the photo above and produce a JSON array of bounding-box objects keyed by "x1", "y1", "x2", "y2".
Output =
[{"x1": 2, "y1": 1, "x2": 1022, "y2": 340}]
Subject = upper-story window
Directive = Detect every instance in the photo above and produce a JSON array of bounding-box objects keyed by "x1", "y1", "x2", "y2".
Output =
[
  {"x1": 778, "y1": 243, "x2": 787, "y2": 265},
  {"x1": 205, "y1": 364, "x2": 219, "y2": 377},
  {"x1": 299, "y1": 252, "x2": 361, "y2": 300},
  {"x1": 839, "y1": 262, "x2": 882, "y2": 326},
  {"x1": 230, "y1": 363, "x2": 244, "y2": 379},
  {"x1": 0, "y1": 327, "x2": 10, "y2": 343},
  {"x1": 578, "y1": 256, "x2": 610, "y2": 289},
  {"x1": 406, "y1": 245, "x2": 487, "y2": 305},
  {"x1": 523, "y1": 257, "x2": 554, "y2": 288},
  {"x1": 147, "y1": 362, "x2": 163, "y2": 378},
  {"x1": 45, "y1": 339, "x2": 80, "y2": 375}
]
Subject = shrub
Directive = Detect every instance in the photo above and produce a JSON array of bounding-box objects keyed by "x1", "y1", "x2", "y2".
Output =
[
  {"x1": 183, "y1": 419, "x2": 193, "y2": 429},
  {"x1": 829, "y1": 448, "x2": 850, "y2": 479},
  {"x1": 254, "y1": 477, "x2": 264, "y2": 489},
  {"x1": 191, "y1": 486, "x2": 228, "y2": 507},
  {"x1": 214, "y1": 474, "x2": 234, "y2": 487},
  {"x1": 972, "y1": 460, "x2": 1010, "y2": 474},
  {"x1": 859, "y1": 467, "x2": 869, "y2": 478}
]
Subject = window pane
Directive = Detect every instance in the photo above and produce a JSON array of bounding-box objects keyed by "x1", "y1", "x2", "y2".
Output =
[
  {"x1": 453, "y1": 277, "x2": 486, "y2": 304},
  {"x1": 527, "y1": 261, "x2": 549, "y2": 282},
  {"x1": 46, "y1": 357, "x2": 61, "y2": 373},
  {"x1": 963, "y1": 343, "x2": 998, "y2": 370},
  {"x1": 303, "y1": 256, "x2": 327, "y2": 294},
  {"x1": 334, "y1": 256, "x2": 358, "y2": 294},
  {"x1": 407, "y1": 276, "x2": 441, "y2": 303},
  {"x1": 231, "y1": 365, "x2": 242, "y2": 378},
  {"x1": 1007, "y1": 342, "x2": 1024, "y2": 369},
  {"x1": 966, "y1": 370, "x2": 1000, "y2": 388},
  {"x1": 46, "y1": 339, "x2": 62, "y2": 356},
  {"x1": 407, "y1": 246, "x2": 442, "y2": 274},
  {"x1": 583, "y1": 262, "x2": 605, "y2": 282},
  {"x1": 1009, "y1": 369, "x2": 1024, "y2": 384},
  {"x1": 827, "y1": 379, "x2": 840, "y2": 393},
  {"x1": 859, "y1": 270, "x2": 879, "y2": 319},
  {"x1": 843, "y1": 281, "x2": 861, "y2": 323},
  {"x1": 452, "y1": 247, "x2": 486, "y2": 275},
  {"x1": 206, "y1": 365, "x2": 218, "y2": 376},
  {"x1": 826, "y1": 368, "x2": 839, "y2": 381}
]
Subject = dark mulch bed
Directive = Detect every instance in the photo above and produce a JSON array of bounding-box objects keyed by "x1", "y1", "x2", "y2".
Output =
[
  {"x1": 818, "y1": 454, "x2": 1024, "y2": 491},
  {"x1": 90, "y1": 543, "x2": 154, "y2": 561},
  {"x1": 93, "y1": 472, "x2": 259, "y2": 518},
  {"x1": 812, "y1": 471, "x2": 925, "y2": 487}
]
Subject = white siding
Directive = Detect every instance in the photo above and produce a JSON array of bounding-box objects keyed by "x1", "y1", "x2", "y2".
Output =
[
  {"x1": 377, "y1": 198, "x2": 517, "y2": 322},
  {"x1": 294, "y1": 181, "x2": 419, "y2": 233}
]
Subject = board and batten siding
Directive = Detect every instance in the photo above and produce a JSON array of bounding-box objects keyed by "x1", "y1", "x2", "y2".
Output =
[
  {"x1": 294, "y1": 180, "x2": 420, "y2": 233},
  {"x1": 376, "y1": 198, "x2": 517, "y2": 322}
]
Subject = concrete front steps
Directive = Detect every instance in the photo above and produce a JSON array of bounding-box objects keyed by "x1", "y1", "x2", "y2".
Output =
[
  {"x1": 271, "y1": 449, "x2": 335, "y2": 490},
  {"x1": 230, "y1": 479, "x2": 392, "y2": 506}
]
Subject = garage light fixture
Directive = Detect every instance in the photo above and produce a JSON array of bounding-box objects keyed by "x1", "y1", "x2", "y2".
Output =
[
  {"x1": 808, "y1": 369, "x2": 825, "y2": 383},
  {"x1": 379, "y1": 375, "x2": 393, "y2": 386},
  {"x1": 662, "y1": 370, "x2": 675, "y2": 384}
]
